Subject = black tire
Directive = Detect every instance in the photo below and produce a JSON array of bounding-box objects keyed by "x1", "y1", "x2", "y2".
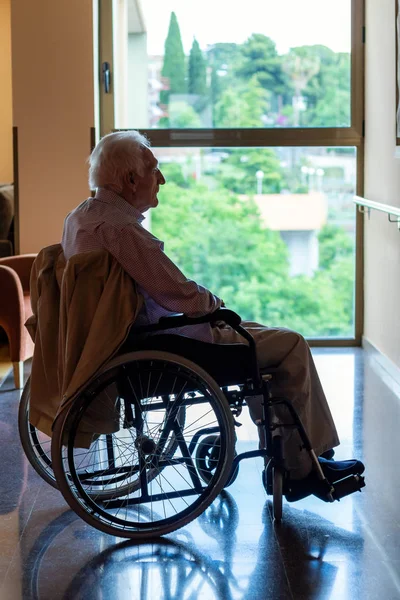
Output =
[
  {"x1": 272, "y1": 467, "x2": 283, "y2": 521},
  {"x1": 195, "y1": 434, "x2": 239, "y2": 488},
  {"x1": 18, "y1": 377, "x2": 58, "y2": 489},
  {"x1": 51, "y1": 351, "x2": 235, "y2": 539},
  {"x1": 271, "y1": 434, "x2": 284, "y2": 521},
  {"x1": 18, "y1": 376, "x2": 185, "y2": 501}
]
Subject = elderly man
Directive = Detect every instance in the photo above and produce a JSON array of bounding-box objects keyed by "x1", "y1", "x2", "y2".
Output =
[{"x1": 62, "y1": 130, "x2": 364, "y2": 501}]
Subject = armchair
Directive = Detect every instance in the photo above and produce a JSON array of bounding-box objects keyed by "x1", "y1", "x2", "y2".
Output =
[
  {"x1": 0, "y1": 254, "x2": 36, "y2": 388},
  {"x1": 0, "y1": 184, "x2": 14, "y2": 258}
]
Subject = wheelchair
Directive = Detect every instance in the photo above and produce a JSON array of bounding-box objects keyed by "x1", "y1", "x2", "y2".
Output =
[{"x1": 19, "y1": 308, "x2": 365, "y2": 540}]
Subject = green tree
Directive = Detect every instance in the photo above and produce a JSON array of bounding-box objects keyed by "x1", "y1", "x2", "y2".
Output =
[
  {"x1": 216, "y1": 147, "x2": 283, "y2": 194},
  {"x1": 188, "y1": 38, "x2": 208, "y2": 112},
  {"x1": 160, "y1": 12, "x2": 186, "y2": 109},
  {"x1": 213, "y1": 76, "x2": 269, "y2": 128},
  {"x1": 311, "y1": 87, "x2": 350, "y2": 127},
  {"x1": 282, "y1": 47, "x2": 321, "y2": 126},
  {"x1": 318, "y1": 224, "x2": 353, "y2": 270},
  {"x1": 160, "y1": 163, "x2": 188, "y2": 188},
  {"x1": 207, "y1": 39, "x2": 351, "y2": 129},
  {"x1": 292, "y1": 46, "x2": 351, "y2": 127},
  {"x1": 213, "y1": 88, "x2": 241, "y2": 127},
  {"x1": 153, "y1": 181, "x2": 289, "y2": 299},
  {"x1": 235, "y1": 34, "x2": 288, "y2": 100},
  {"x1": 152, "y1": 179, "x2": 354, "y2": 337},
  {"x1": 169, "y1": 101, "x2": 202, "y2": 128}
]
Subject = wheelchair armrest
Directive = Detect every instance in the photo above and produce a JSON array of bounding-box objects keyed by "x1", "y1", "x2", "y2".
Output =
[
  {"x1": 134, "y1": 307, "x2": 242, "y2": 333},
  {"x1": 133, "y1": 308, "x2": 261, "y2": 387},
  {"x1": 158, "y1": 307, "x2": 242, "y2": 329}
]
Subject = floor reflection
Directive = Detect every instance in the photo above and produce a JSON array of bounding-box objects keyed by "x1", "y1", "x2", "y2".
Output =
[
  {"x1": 18, "y1": 491, "x2": 371, "y2": 600},
  {"x1": 64, "y1": 537, "x2": 231, "y2": 600},
  {"x1": 1, "y1": 348, "x2": 400, "y2": 599}
]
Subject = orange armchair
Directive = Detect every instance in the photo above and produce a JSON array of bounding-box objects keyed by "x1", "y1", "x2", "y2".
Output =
[{"x1": 0, "y1": 254, "x2": 36, "y2": 388}]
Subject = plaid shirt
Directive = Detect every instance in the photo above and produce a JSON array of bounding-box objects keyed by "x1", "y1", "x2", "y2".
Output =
[{"x1": 61, "y1": 188, "x2": 222, "y2": 342}]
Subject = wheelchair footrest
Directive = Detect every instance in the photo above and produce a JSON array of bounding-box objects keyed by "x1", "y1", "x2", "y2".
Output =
[{"x1": 332, "y1": 474, "x2": 366, "y2": 501}]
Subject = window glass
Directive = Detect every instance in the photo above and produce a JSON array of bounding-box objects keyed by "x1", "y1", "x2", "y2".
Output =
[
  {"x1": 152, "y1": 146, "x2": 356, "y2": 338},
  {"x1": 119, "y1": 0, "x2": 351, "y2": 129}
]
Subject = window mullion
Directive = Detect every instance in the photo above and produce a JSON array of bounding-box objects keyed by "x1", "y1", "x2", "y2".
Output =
[{"x1": 124, "y1": 127, "x2": 363, "y2": 149}]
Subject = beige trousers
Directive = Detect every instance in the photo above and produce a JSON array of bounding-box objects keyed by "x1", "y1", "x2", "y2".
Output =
[{"x1": 212, "y1": 321, "x2": 340, "y2": 479}]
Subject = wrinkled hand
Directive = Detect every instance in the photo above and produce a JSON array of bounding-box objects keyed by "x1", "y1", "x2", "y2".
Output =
[
  {"x1": 211, "y1": 320, "x2": 227, "y2": 329},
  {"x1": 212, "y1": 300, "x2": 226, "y2": 327},
  {"x1": 211, "y1": 300, "x2": 226, "y2": 327}
]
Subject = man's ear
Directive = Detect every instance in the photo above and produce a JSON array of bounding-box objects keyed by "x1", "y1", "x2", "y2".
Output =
[{"x1": 124, "y1": 171, "x2": 136, "y2": 190}]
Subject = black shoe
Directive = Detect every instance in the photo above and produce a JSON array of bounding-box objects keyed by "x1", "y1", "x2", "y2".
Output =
[
  {"x1": 318, "y1": 457, "x2": 365, "y2": 480},
  {"x1": 313, "y1": 457, "x2": 365, "y2": 501},
  {"x1": 284, "y1": 457, "x2": 365, "y2": 503}
]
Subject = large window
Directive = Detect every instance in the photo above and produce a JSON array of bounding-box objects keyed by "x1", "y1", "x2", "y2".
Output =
[
  {"x1": 152, "y1": 146, "x2": 356, "y2": 338},
  {"x1": 98, "y1": 0, "x2": 364, "y2": 342},
  {"x1": 112, "y1": 0, "x2": 352, "y2": 130}
]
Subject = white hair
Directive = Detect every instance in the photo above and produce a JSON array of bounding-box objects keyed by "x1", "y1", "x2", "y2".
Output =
[{"x1": 88, "y1": 130, "x2": 151, "y2": 192}]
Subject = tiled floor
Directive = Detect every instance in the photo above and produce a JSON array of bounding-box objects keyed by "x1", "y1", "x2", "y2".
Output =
[{"x1": 1, "y1": 348, "x2": 400, "y2": 600}]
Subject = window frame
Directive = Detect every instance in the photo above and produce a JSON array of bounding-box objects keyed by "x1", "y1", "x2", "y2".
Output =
[{"x1": 97, "y1": 0, "x2": 365, "y2": 346}]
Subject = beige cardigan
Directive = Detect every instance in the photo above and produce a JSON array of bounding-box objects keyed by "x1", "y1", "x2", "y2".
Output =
[{"x1": 26, "y1": 244, "x2": 143, "y2": 438}]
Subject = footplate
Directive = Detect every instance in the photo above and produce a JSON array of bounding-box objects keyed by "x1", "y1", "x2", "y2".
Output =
[{"x1": 332, "y1": 474, "x2": 366, "y2": 501}]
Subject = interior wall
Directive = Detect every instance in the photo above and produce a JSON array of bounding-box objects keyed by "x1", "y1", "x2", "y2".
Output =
[
  {"x1": 11, "y1": 0, "x2": 95, "y2": 253},
  {"x1": 0, "y1": 0, "x2": 13, "y2": 183},
  {"x1": 364, "y1": 0, "x2": 400, "y2": 367}
]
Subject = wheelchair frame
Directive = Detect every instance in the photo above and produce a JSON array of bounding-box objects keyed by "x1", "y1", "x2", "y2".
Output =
[{"x1": 20, "y1": 307, "x2": 365, "y2": 538}]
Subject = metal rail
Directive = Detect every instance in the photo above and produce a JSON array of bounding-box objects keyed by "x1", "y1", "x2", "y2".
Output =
[{"x1": 354, "y1": 196, "x2": 400, "y2": 229}]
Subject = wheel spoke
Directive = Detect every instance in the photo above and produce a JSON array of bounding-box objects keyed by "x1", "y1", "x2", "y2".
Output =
[{"x1": 55, "y1": 354, "x2": 234, "y2": 538}]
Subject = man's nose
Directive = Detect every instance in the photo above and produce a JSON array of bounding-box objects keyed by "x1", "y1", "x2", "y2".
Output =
[{"x1": 158, "y1": 170, "x2": 166, "y2": 185}]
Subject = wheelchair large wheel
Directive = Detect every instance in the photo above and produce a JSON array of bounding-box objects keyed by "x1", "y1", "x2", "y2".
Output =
[
  {"x1": 51, "y1": 350, "x2": 235, "y2": 539},
  {"x1": 19, "y1": 375, "x2": 185, "y2": 500},
  {"x1": 271, "y1": 435, "x2": 284, "y2": 522},
  {"x1": 272, "y1": 468, "x2": 283, "y2": 521},
  {"x1": 18, "y1": 377, "x2": 58, "y2": 489}
]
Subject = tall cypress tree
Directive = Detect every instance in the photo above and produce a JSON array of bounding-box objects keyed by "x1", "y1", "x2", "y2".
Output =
[
  {"x1": 188, "y1": 38, "x2": 207, "y2": 97},
  {"x1": 160, "y1": 12, "x2": 186, "y2": 106}
]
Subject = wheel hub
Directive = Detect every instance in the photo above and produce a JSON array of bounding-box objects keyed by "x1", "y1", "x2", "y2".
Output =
[{"x1": 135, "y1": 435, "x2": 156, "y2": 455}]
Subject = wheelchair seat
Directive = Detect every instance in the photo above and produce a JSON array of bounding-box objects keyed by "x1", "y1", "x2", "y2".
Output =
[{"x1": 122, "y1": 334, "x2": 253, "y2": 387}]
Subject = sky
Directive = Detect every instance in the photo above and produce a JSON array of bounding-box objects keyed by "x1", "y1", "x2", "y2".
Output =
[{"x1": 140, "y1": 0, "x2": 351, "y2": 56}]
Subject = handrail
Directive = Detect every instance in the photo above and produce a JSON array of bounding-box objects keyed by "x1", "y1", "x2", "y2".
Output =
[{"x1": 354, "y1": 196, "x2": 400, "y2": 229}]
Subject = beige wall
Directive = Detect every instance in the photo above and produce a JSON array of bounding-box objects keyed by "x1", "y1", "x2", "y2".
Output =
[
  {"x1": 0, "y1": 0, "x2": 13, "y2": 183},
  {"x1": 364, "y1": 0, "x2": 400, "y2": 367},
  {"x1": 11, "y1": 0, "x2": 94, "y2": 253}
]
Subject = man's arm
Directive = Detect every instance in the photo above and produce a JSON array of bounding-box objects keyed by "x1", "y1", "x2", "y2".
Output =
[{"x1": 96, "y1": 222, "x2": 223, "y2": 316}]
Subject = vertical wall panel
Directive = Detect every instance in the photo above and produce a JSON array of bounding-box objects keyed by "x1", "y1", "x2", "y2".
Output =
[
  {"x1": 11, "y1": 0, "x2": 95, "y2": 252},
  {"x1": 364, "y1": 0, "x2": 400, "y2": 367},
  {"x1": 0, "y1": 0, "x2": 13, "y2": 183}
]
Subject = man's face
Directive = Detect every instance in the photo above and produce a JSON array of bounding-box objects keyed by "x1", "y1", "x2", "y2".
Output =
[{"x1": 133, "y1": 147, "x2": 166, "y2": 213}]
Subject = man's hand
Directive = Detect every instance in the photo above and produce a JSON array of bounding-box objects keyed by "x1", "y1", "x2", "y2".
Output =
[
  {"x1": 212, "y1": 300, "x2": 226, "y2": 327},
  {"x1": 211, "y1": 320, "x2": 227, "y2": 329}
]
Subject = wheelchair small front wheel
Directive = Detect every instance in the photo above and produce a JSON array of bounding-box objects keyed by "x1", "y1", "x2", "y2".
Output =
[
  {"x1": 272, "y1": 467, "x2": 283, "y2": 521},
  {"x1": 195, "y1": 434, "x2": 239, "y2": 488}
]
